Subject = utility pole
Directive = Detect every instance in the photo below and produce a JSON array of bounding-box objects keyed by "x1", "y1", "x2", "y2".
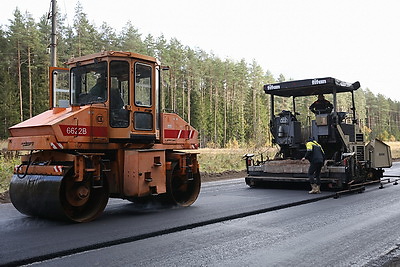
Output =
[{"x1": 50, "y1": 0, "x2": 57, "y2": 67}]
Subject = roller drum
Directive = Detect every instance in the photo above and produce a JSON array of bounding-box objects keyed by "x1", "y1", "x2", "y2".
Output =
[
  {"x1": 10, "y1": 175, "x2": 65, "y2": 220},
  {"x1": 9, "y1": 173, "x2": 109, "y2": 222}
]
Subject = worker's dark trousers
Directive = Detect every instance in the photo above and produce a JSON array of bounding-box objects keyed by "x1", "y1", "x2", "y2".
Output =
[{"x1": 308, "y1": 162, "x2": 323, "y2": 185}]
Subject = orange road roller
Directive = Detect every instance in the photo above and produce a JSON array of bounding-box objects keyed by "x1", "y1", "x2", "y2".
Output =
[{"x1": 8, "y1": 51, "x2": 201, "y2": 222}]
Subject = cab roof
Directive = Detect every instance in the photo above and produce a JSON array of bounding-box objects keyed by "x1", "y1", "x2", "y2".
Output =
[
  {"x1": 66, "y1": 51, "x2": 157, "y2": 66},
  {"x1": 264, "y1": 77, "x2": 360, "y2": 97}
]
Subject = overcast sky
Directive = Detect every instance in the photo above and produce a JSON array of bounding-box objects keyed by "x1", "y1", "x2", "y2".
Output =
[{"x1": 1, "y1": 0, "x2": 400, "y2": 100}]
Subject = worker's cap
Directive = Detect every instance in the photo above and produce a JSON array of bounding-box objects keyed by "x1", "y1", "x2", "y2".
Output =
[{"x1": 307, "y1": 137, "x2": 315, "y2": 142}]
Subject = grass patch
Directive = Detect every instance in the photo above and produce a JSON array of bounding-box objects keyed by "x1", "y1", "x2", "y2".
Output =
[
  {"x1": 0, "y1": 140, "x2": 18, "y2": 193},
  {"x1": 198, "y1": 148, "x2": 246, "y2": 173},
  {"x1": 198, "y1": 147, "x2": 278, "y2": 173},
  {"x1": 0, "y1": 140, "x2": 8, "y2": 150},
  {"x1": 0, "y1": 157, "x2": 19, "y2": 193},
  {"x1": 386, "y1": 142, "x2": 400, "y2": 159}
]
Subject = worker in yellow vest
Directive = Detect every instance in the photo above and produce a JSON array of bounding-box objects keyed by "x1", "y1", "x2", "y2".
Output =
[{"x1": 302, "y1": 138, "x2": 325, "y2": 194}]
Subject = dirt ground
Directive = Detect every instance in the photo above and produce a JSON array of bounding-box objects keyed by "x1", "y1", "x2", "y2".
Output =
[
  {"x1": 0, "y1": 170, "x2": 247, "y2": 204},
  {"x1": 200, "y1": 170, "x2": 247, "y2": 182}
]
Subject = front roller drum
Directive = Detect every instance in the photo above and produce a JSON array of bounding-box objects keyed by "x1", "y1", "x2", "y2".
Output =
[{"x1": 9, "y1": 173, "x2": 109, "y2": 222}]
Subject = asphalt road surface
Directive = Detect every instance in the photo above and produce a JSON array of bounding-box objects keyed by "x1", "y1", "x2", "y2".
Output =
[{"x1": 1, "y1": 163, "x2": 400, "y2": 266}]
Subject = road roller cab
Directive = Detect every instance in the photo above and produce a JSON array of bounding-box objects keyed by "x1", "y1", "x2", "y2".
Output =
[{"x1": 8, "y1": 51, "x2": 201, "y2": 222}]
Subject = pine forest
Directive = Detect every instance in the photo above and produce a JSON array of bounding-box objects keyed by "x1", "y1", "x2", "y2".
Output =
[{"x1": 1, "y1": 5, "x2": 400, "y2": 148}]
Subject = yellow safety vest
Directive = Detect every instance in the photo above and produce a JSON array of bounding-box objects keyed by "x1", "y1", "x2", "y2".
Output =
[{"x1": 306, "y1": 141, "x2": 325, "y2": 154}]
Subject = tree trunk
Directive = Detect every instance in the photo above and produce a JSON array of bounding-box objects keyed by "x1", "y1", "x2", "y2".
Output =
[
  {"x1": 214, "y1": 81, "x2": 218, "y2": 145},
  {"x1": 78, "y1": 30, "x2": 82, "y2": 57},
  {"x1": 223, "y1": 81, "x2": 227, "y2": 146},
  {"x1": 253, "y1": 86, "x2": 257, "y2": 139},
  {"x1": 187, "y1": 75, "x2": 191, "y2": 124},
  {"x1": 200, "y1": 77, "x2": 205, "y2": 147},
  {"x1": 168, "y1": 70, "x2": 173, "y2": 111},
  {"x1": 28, "y1": 46, "x2": 33, "y2": 118},
  {"x1": 161, "y1": 71, "x2": 165, "y2": 112},
  {"x1": 172, "y1": 72, "x2": 176, "y2": 112},
  {"x1": 17, "y1": 41, "x2": 23, "y2": 122},
  {"x1": 182, "y1": 78, "x2": 185, "y2": 120}
]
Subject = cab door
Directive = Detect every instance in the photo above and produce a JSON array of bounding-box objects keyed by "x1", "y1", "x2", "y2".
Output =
[{"x1": 131, "y1": 62, "x2": 156, "y2": 143}]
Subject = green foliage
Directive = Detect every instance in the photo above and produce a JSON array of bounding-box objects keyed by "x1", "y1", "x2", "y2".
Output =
[
  {"x1": 198, "y1": 149, "x2": 246, "y2": 173},
  {"x1": 0, "y1": 156, "x2": 19, "y2": 193},
  {"x1": 0, "y1": 4, "x2": 399, "y2": 147}
]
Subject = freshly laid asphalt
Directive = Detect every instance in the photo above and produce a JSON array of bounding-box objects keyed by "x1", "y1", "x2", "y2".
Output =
[{"x1": 1, "y1": 163, "x2": 399, "y2": 266}]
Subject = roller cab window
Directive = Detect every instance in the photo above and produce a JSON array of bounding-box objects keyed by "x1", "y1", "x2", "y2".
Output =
[
  {"x1": 110, "y1": 61, "x2": 130, "y2": 128},
  {"x1": 135, "y1": 63, "x2": 152, "y2": 107},
  {"x1": 134, "y1": 63, "x2": 153, "y2": 131},
  {"x1": 50, "y1": 67, "x2": 69, "y2": 108},
  {"x1": 71, "y1": 62, "x2": 108, "y2": 105}
]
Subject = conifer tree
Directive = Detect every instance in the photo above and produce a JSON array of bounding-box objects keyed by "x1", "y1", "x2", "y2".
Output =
[{"x1": 0, "y1": 4, "x2": 399, "y2": 144}]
